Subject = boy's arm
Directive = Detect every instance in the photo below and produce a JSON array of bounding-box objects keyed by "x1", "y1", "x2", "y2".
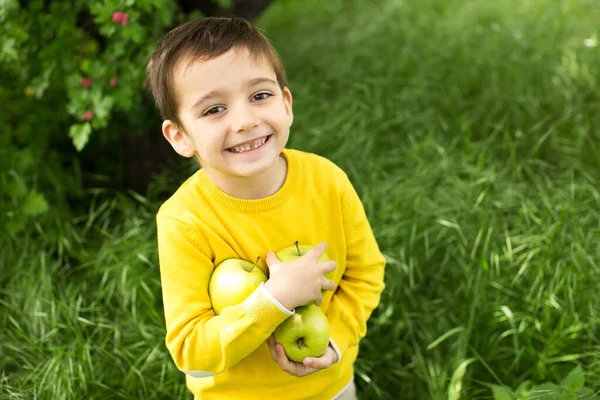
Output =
[
  {"x1": 326, "y1": 175, "x2": 386, "y2": 359},
  {"x1": 157, "y1": 214, "x2": 291, "y2": 377}
]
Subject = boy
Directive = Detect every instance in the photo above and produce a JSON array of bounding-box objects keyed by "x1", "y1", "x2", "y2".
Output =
[{"x1": 148, "y1": 16, "x2": 385, "y2": 400}]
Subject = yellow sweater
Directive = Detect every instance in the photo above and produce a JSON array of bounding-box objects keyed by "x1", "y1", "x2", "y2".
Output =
[{"x1": 157, "y1": 148, "x2": 386, "y2": 399}]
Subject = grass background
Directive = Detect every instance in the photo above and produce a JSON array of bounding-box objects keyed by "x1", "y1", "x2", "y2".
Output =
[{"x1": 2, "y1": 0, "x2": 600, "y2": 398}]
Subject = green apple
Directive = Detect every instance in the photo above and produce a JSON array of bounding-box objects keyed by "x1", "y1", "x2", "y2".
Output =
[
  {"x1": 209, "y1": 257, "x2": 267, "y2": 315},
  {"x1": 275, "y1": 241, "x2": 333, "y2": 288},
  {"x1": 274, "y1": 303, "x2": 330, "y2": 363}
]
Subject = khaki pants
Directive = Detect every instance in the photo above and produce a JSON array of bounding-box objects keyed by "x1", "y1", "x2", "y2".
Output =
[{"x1": 333, "y1": 381, "x2": 357, "y2": 400}]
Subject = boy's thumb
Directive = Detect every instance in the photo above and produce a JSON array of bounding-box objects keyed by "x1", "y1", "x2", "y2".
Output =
[{"x1": 265, "y1": 251, "x2": 280, "y2": 268}]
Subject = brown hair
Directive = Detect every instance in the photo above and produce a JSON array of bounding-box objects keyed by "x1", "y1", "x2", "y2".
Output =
[{"x1": 146, "y1": 17, "x2": 288, "y2": 129}]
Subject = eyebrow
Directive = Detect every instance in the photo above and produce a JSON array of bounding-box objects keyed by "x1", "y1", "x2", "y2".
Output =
[{"x1": 190, "y1": 77, "x2": 278, "y2": 112}]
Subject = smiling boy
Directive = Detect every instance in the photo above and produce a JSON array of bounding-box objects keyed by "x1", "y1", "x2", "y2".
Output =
[{"x1": 148, "y1": 17, "x2": 385, "y2": 399}]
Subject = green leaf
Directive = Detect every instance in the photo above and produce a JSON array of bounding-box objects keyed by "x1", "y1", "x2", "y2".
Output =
[
  {"x1": 22, "y1": 190, "x2": 49, "y2": 216},
  {"x1": 32, "y1": 64, "x2": 55, "y2": 99},
  {"x1": 427, "y1": 326, "x2": 465, "y2": 350},
  {"x1": 82, "y1": 39, "x2": 99, "y2": 56},
  {"x1": 129, "y1": 24, "x2": 144, "y2": 43},
  {"x1": 93, "y1": 95, "x2": 114, "y2": 122},
  {"x1": 69, "y1": 122, "x2": 92, "y2": 151},
  {"x1": 1, "y1": 38, "x2": 18, "y2": 60},
  {"x1": 515, "y1": 381, "x2": 533, "y2": 394},
  {"x1": 217, "y1": 0, "x2": 232, "y2": 8},
  {"x1": 528, "y1": 383, "x2": 561, "y2": 400},
  {"x1": 0, "y1": 0, "x2": 20, "y2": 20},
  {"x1": 88, "y1": 60, "x2": 106, "y2": 77},
  {"x1": 79, "y1": 59, "x2": 91, "y2": 73},
  {"x1": 491, "y1": 385, "x2": 515, "y2": 400},
  {"x1": 447, "y1": 358, "x2": 476, "y2": 400},
  {"x1": 558, "y1": 392, "x2": 577, "y2": 400},
  {"x1": 100, "y1": 24, "x2": 116, "y2": 37},
  {"x1": 576, "y1": 387, "x2": 600, "y2": 400},
  {"x1": 560, "y1": 365, "x2": 585, "y2": 392}
]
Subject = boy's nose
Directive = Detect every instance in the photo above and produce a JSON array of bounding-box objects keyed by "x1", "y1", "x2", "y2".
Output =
[{"x1": 232, "y1": 104, "x2": 259, "y2": 133}]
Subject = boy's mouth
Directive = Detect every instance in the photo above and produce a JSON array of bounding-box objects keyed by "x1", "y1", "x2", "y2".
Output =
[{"x1": 226, "y1": 135, "x2": 271, "y2": 153}]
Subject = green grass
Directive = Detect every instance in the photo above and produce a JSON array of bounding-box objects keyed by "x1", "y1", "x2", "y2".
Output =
[{"x1": 2, "y1": 0, "x2": 600, "y2": 398}]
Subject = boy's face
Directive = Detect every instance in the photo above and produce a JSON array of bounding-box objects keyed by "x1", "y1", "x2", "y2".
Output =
[{"x1": 162, "y1": 47, "x2": 293, "y2": 186}]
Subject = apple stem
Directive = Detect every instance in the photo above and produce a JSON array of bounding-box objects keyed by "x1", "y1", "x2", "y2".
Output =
[
  {"x1": 252, "y1": 256, "x2": 260, "y2": 271},
  {"x1": 294, "y1": 240, "x2": 300, "y2": 256},
  {"x1": 244, "y1": 256, "x2": 260, "y2": 272}
]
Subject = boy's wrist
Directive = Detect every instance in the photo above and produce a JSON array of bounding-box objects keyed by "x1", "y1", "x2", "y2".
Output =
[{"x1": 263, "y1": 280, "x2": 293, "y2": 311}]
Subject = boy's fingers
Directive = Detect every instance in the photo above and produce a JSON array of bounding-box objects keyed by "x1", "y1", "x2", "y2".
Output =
[
  {"x1": 268, "y1": 336, "x2": 281, "y2": 361},
  {"x1": 276, "y1": 344, "x2": 293, "y2": 369},
  {"x1": 270, "y1": 337, "x2": 316, "y2": 377},
  {"x1": 265, "y1": 252, "x2": 282, "y2": 272},
  {"x1": 307, "y1": 242, "x2": 327, "y2": 260},
  {"x1": 322, "y1": 278, "x2": 337, "y2": 292},
  {"x1": 314, "y1": 294, "x2": 323, "y2": 306},
  {"x1": 322, "y1": 260, "x2": 337, "y2": 273},
  {"x1": 303, "y1": 348, "x2": 335, "y2": 369},
  {"x1": 303, "y1": 357, "x2": 325, "y2": 369}
]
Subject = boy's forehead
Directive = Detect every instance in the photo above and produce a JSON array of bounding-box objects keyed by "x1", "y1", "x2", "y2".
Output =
[{"x1": 175, "y1": 48, "x2": 274, "y2": 84}]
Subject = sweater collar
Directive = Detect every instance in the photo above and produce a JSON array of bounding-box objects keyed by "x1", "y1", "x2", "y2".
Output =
[{"x1": 196, "y1": 148, "x2": 300, "y2": 213}]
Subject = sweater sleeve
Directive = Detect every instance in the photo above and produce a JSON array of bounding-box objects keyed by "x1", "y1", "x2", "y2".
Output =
[
  {"x1": 157, "y1": 214, "x2": 291, "y2": 377},
  {"x1": 326, "y1": 175, "x2": 386, "y2": 357}
]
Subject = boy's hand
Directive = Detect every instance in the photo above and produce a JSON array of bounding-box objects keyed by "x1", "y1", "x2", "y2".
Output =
[
  {"x1": 267, "y1": 334, "x2": 338, "y2": 377},
  {"x1": 264, "y1": 242, "x2": 337, "y2": 310}
]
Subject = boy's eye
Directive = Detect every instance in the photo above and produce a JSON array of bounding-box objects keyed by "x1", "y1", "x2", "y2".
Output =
[
  {"x1": 203, "y1": 106, "x2": 225, "y2": 116},
  {"x1": 252, "y1": 92, "x2": 272, "y2": 102}
]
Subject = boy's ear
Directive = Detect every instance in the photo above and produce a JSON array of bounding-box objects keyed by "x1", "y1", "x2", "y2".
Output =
[
  {"x1": 282, "y1": 87, "x2": 293, "y2": 118},
  {"x1": 162, "y1": 120, "x2": 195, "y2": 158}
]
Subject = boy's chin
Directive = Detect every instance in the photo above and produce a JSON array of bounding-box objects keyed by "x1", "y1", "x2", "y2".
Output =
[{"x1": 229, "y1": 153, "x2": 283, "y2": 176}]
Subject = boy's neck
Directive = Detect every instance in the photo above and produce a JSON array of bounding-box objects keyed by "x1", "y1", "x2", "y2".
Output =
[{"x1": 205, "y1": 154, "x2": 288, "y2": 200}]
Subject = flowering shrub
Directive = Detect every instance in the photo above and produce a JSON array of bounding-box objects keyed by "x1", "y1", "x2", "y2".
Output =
[
  {"x1": 1, "y1": 0, "x2": 188, "y2": 234},
  {"x1": 1, "y1": 0, "x2": 268, "y2": 232},
  {"x1": 1, "y1": 0, "x2": 182, "y2": 150}
]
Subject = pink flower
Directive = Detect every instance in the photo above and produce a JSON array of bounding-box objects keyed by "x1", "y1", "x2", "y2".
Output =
[
  {"x1": 82, "y1": 110, "x2": 94, "y2": 121},
  {"x1": 112, "y1": 11, "x2": 125, "y2": 23},
  {"x1": 113, "y1": 11, "x2": 129, "y2": 26},
  {"x1": 81, "y1": 77, "x2": 91, "y2": 88},
  {"x1": 110, "y1": 77, "x2": 118, "y2": 88}
]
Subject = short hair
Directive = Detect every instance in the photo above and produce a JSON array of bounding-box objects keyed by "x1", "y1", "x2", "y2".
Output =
[{"x1": 146, "y1": 17, "x2": 288, "y2": 128}]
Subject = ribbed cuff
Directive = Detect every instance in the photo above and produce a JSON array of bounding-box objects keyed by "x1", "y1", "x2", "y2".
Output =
[
  {"x1": 259, "y1": 282, "x2": 295, "y2": 315},
  {"x1": 241, "y1": 284, "x2": 293, "y2": 333},
  {"x1": 329, "y1": 337, "x2": 342, "y2": 364}
]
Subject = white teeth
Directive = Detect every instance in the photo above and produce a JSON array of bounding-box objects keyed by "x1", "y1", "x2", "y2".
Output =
[{"x1": 229, "y1": 136, "x2": 268, "y2": 153}]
